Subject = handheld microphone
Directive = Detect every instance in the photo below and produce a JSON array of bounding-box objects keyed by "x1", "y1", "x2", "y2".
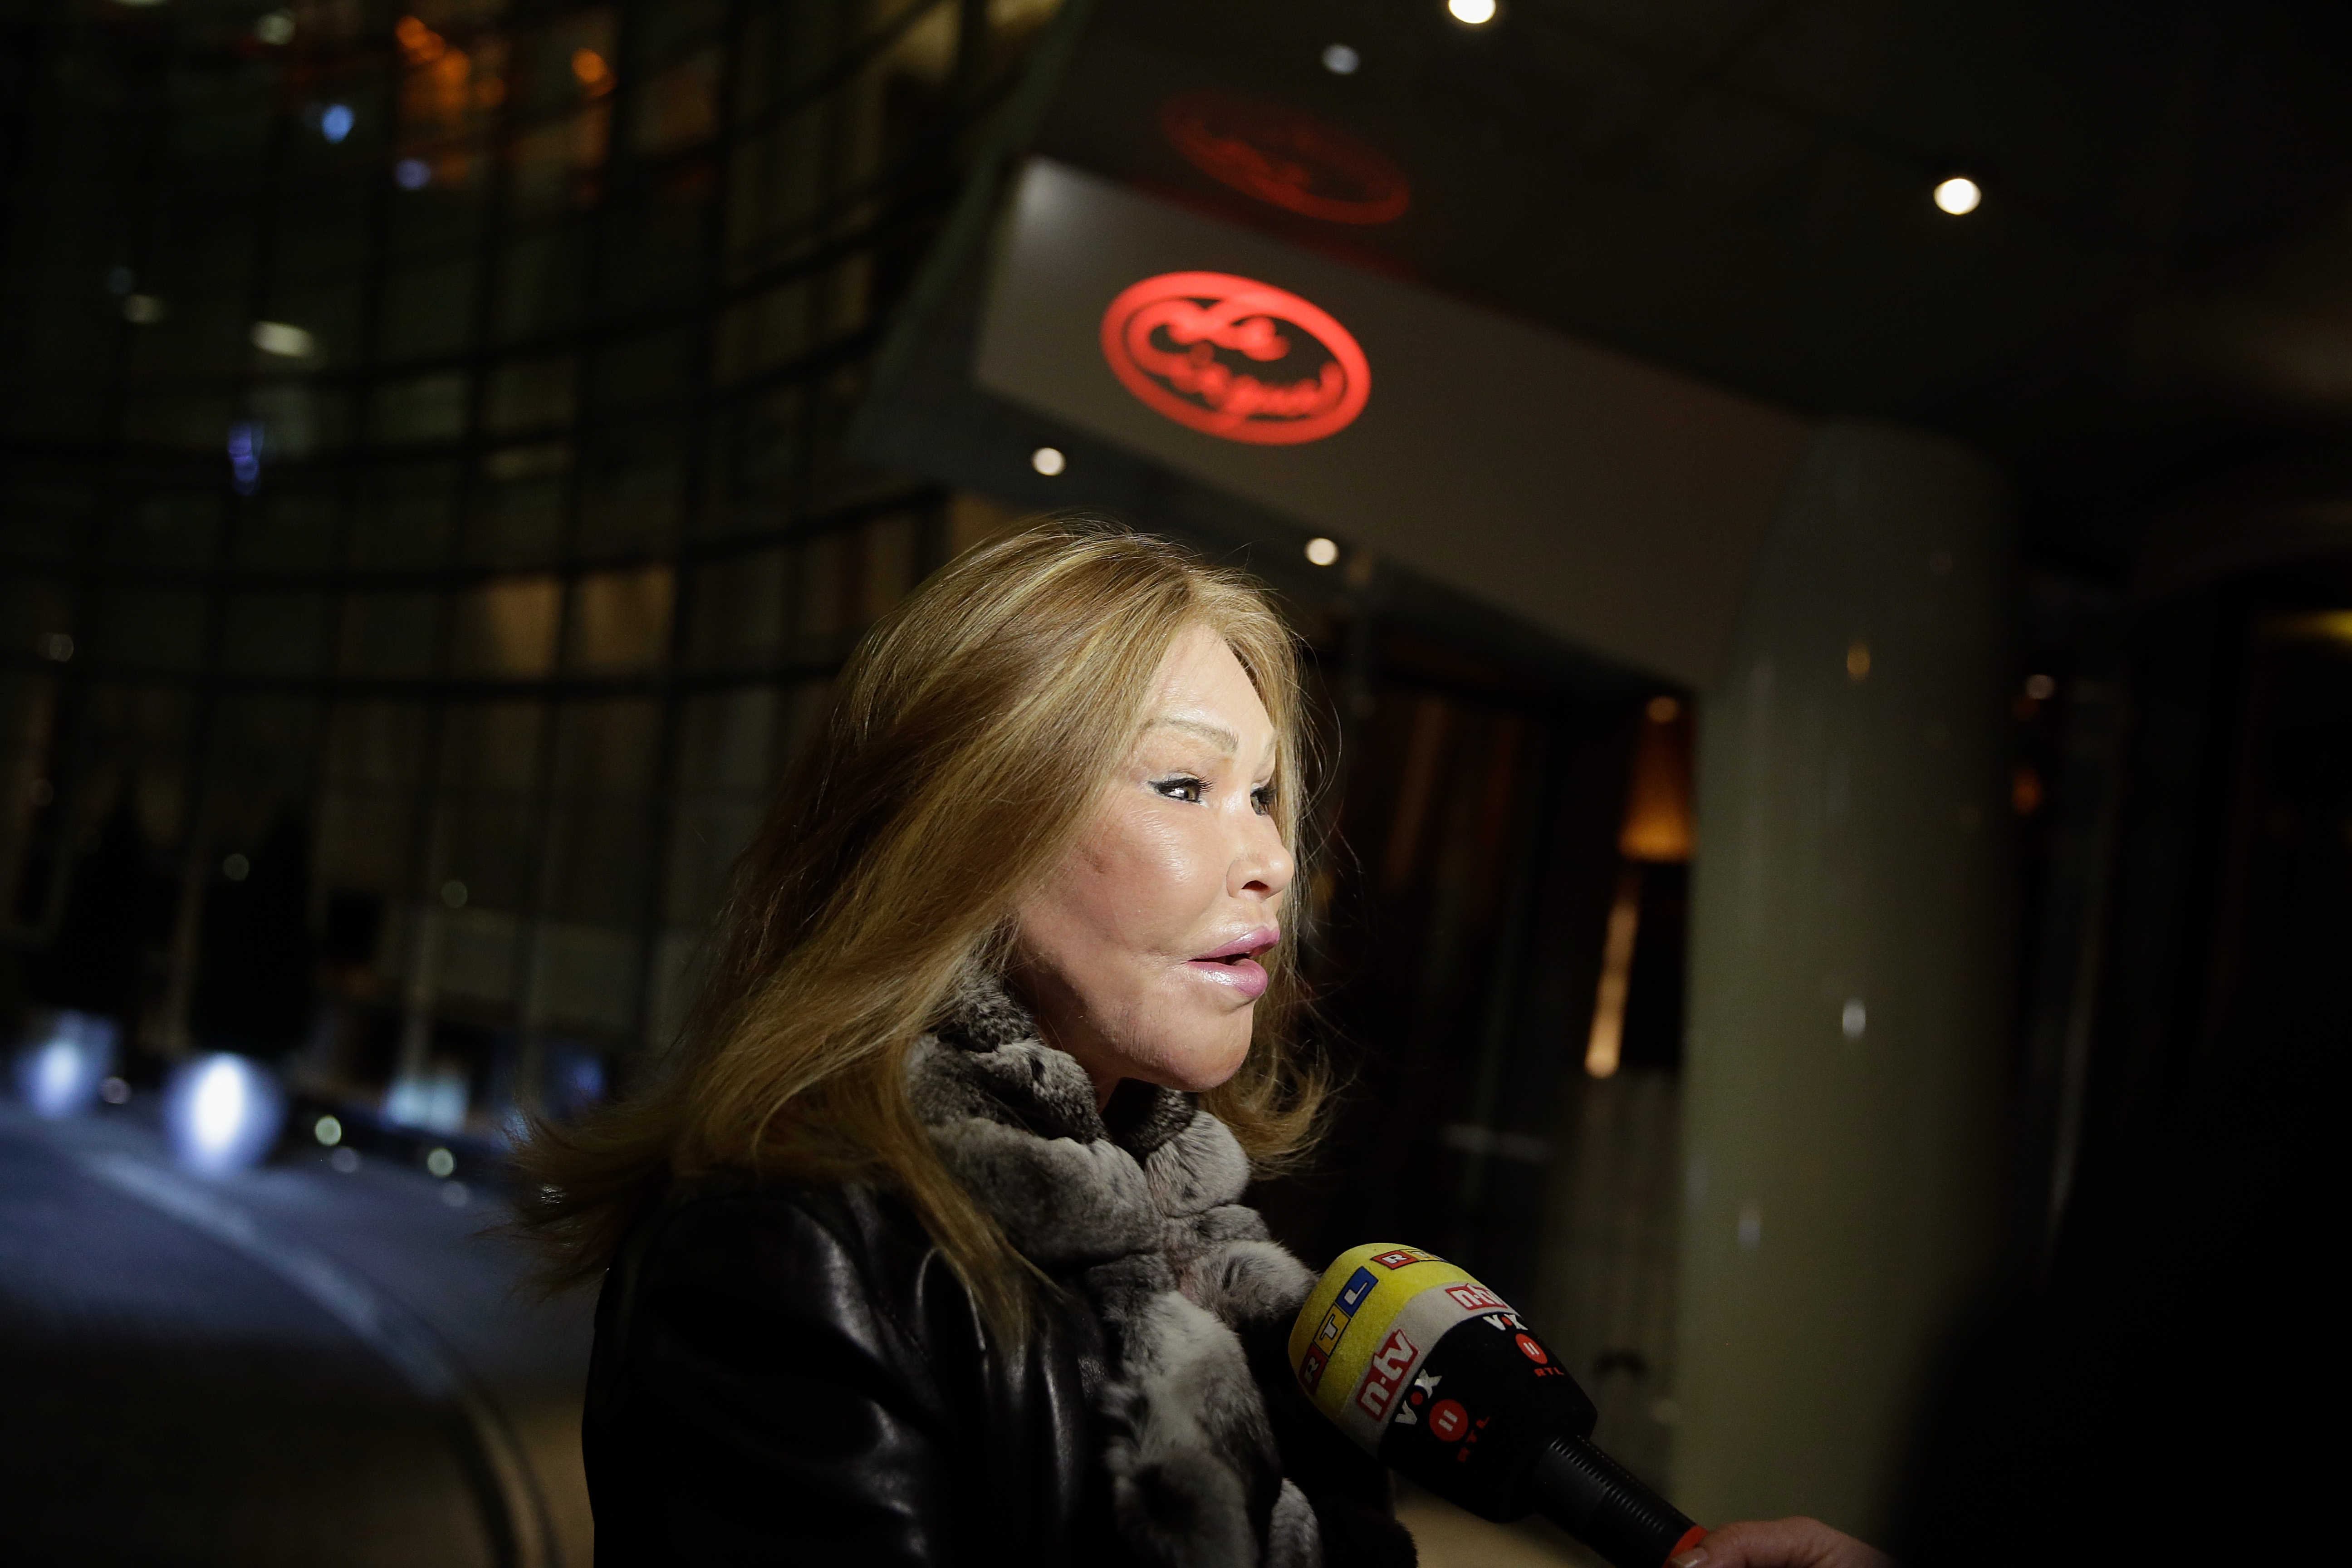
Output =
[{"x1": 1289, "y1": 1244, "x2": 1705, "y2": 1568}]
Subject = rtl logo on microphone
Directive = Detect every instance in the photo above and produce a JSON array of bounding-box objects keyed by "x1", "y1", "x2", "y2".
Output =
[{"x1": 1354, "y1": 1327, "x2": 1419, "y2": 1420}]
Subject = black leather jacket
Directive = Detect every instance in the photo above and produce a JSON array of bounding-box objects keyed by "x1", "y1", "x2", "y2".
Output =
[{"x1": 582, "y1": 1176, "x2": 1413, "y2": 1566}]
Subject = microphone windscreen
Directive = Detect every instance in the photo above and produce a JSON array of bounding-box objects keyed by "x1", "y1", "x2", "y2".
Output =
[{"x1": 1288, "y1": 1244, "x2": 1599, "y2": 1520}]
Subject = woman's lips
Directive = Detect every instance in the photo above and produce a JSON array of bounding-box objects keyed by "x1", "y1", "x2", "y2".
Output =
[{"x1": 1184, "y1": 927, "x2": 1278, "y2": 1000}]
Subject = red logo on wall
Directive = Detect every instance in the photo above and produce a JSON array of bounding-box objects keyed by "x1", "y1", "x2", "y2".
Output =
[
  {"x1": 1099, "y1": 271, "x2": 1371, "y2": 445},
  {"x1": 1160, "y1": 91, "x2": 1411, "y2": 225},
  {"x1": 1354, "y1": 1326, "x2": 1419, "y2": 1420}
]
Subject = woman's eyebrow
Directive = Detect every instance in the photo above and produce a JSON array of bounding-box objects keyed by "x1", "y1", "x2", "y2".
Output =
[{"x1": 1153, "y1": 717, "x2": 1240, "y2": 755}]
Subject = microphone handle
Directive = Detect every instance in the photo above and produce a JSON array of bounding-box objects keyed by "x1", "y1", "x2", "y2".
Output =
[{"x1": 1524, "y1": 1432, "x2": 1707, "y2": 1568}]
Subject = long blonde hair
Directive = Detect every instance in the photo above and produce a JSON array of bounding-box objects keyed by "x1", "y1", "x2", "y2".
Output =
[{"x1": 514, "y1": 519, "x2": 1328, "y2": 1334}]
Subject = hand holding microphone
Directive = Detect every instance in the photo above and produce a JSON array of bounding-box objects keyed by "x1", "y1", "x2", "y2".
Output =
[{"x1": 1290, "y1": 1244, "x2": 1703, "y2": 1568}]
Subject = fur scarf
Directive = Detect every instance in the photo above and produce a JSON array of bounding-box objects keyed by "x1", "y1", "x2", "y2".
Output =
[{"x1": 906, "y1": 977, "x2": 1323, "y2": 1568}]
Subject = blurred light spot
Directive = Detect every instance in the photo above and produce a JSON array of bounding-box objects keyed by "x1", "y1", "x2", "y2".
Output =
[
  {"x1": 1584, "y1": 868, "x2": 1640, "y2": 1078},
  {"x1": 254, "y1": 10, "x2": 294, "y2": 45},
  {"x1": 394, "y1": 158, "x2": 431, "y2": 190},
  {"x1": 1321, "y1": 43, "x2": 1360, "y2": 74},
  {"x1": 573, "y1": 49, "x2": 613, "y2": 94},
  {"x1": 395, "y1": 15, "x2": 447, "y2": 64},
  {"x1": 122, "y1": 293, "x2": 167, "y2": 323},
  {"x1": 386, "y1": 1058, "x2": 470, "y2": 1134},
  {"x1": 15, "y1": 1011, "x2": 118, "y2": 1119},
  {"x1": 227, "y1": 421, "x2": 263, "y2": 495},
  {"x1": 1304, "y1": 536, "x2": 1340, "y2": 567},
  {"x1": 2012, "y1": 764, "x2": 2044, "y2": 816},
  {"x1": 222, "y1": 853, "x2": 250, "y2": 881},
  {"x1": 2024, "y1": 672, "x2": 2055, "y2": 701},
  {"x1": 27, "y1": 779, "x2": 53, "y2": 807},
  {"x1": 106, "y1": 266, "x2": 135, "y2": 295},
  {"x1": 1448, "y1": 0, "x2": 1498, "y2": 23},
  {"x1": 166, "y1": 1053, "x2": 287, "y2": 1174},
  {"x1": 38, "y1": 632, "x2": 73, "y2": 662},
  {"x1": 99, "y1": 1076, "x2": 131, "y2": 1104},
  {"x1": 320, "y1": 104, "x2": 355, "y2": 142},
  {"x1": 441, "y1": 879, "x2": 468, "y2": 908},
  {"x1": 1646, "y1": 695, "x2": 1680, "y2": 724},
  {"x1": 1737, "y1": 1201, "x2": 1763, "y2": 1250},
  {"x1": 426, "y1": 1146, "x2": 456, "y2": 1178},
  {"x1": 250, "y1": 320, "x2": 316, "y2": 358},
  {"x1": 1934, "y1": 176, "x2": 1981, "y2": 215},
  {"x1": 440, "y1": 1180, "x2": 470, "y2": 1208},
  {"x1": 1030, "y1": 445, "x2": 1065, "y2": 476},
  {"x1": 314, "y1": 1114, "x2": 343, "y2": 1146},
  {"x1": 330, "y1": 1146, "x2": 361, "y2": 1174},
  {"x1": 1845, "y1": 640, "x2": 1872, "y2": 681},
  {"x1": 1841, "y1": 998, "x2": 1867, "y2": 1039}
]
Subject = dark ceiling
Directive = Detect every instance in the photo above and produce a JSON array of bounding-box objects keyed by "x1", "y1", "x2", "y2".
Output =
[{"x1": 1031, "y1": 0, "x2": 2352, "y2": 570}]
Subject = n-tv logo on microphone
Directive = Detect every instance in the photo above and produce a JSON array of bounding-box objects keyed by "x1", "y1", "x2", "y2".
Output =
[
  {"x1": 1099, "y1": 271, "x2": 1371, "y2": 445},
  {"x1": 1355, "y1": 1327, "x2": 1419, "y2": 1420}
]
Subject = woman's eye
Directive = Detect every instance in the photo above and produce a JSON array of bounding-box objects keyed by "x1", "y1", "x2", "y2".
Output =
[
  {"x1": 1251, "y1": 784, "x2": 1276, "y2": 815},
  {"x1": 1154, "y1": 776, "x2": 1205, "y2": 804}
]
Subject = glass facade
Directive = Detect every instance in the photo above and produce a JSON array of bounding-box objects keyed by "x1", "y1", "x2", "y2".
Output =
[{"x1": 0, "y1": 0, "x2": 1058, "y2": 1132}]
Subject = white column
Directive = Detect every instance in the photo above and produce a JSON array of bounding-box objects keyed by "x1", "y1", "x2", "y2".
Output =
[{"x1": 1674, "y1": 421, "x2": 2014, "y2": 1537}]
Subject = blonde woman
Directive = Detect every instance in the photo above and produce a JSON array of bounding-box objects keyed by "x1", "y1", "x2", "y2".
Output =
[
  {"x1": 518, "y1": 520, "x2": 1888, "y2": 1568},
  {"x1": 521, "y1": 522, "x2": 1403, "y2": 1565}
]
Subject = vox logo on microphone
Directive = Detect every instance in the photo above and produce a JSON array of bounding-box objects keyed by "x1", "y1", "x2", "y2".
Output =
[
  {"x1": 1099, "y1": 271, "x2": 1371, "y2": 446},
  {"x1": 1354, "y1": 1327, "x2": 1419, "y2": 1419}
]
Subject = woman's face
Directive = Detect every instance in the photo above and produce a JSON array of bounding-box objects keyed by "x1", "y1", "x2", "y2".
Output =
[{"x1": 1013, "y1": 622, "x2": 1295, "y2": 1107}]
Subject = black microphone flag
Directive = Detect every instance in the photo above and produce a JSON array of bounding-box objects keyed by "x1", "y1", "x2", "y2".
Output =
[{"x1": 1290, "y1": 1244, "x2": 1706, "y2": 1568}]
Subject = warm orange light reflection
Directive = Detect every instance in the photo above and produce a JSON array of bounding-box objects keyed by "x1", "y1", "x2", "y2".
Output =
[
  {"x1": 1583, "y1": 867, "x2": 1641, "y2": 1080},
  {"x1": 1585, "y1": 697, "x2": 1693, "y2": 1078},
  {"x1": 573, "y1": 49, "x2": 614, "y2": 95},
  {"x1": 1618, "y1": 700, "x2": 1694, "y2": 863},
  {"x1": 395, "y1": 15, "x2": 446, "y2": 65},
  {"x1": 1099, "y1": 272, "x2": 1370, "y2": 445},
  {"x1": 395, "y1": 16, "x2": 475, "y2": 181}
]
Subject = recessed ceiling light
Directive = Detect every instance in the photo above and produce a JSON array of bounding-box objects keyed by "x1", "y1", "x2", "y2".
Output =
[
  {"x1": 1030, "y1": 446, "x2": 1066, "y2": 476},
  {"x1": 1933, "y1": 175, "x2": 1981, "y2": 216},
  {"x1": 1448, "y1": 0, "x2": 1498, "y2": 24},
  {"x1": 1321, "y1": 43, "x2": 1360, "y2": 74},
  {"x1": 1304, "y1": 537, "x2": 1340, "y2": 566}
]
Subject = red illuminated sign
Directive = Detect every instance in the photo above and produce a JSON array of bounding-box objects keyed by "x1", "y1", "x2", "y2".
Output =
[
  {"x1": 1100, "y1": 271, "x2": 1370, "y2": 445},
  {"x1": 1161, "y1": 92, "x2": 1411, "y2": 225}
]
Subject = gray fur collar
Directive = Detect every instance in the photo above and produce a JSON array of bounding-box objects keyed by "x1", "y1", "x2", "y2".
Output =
[{"x1": 909, "y1": 976, "x2": 1321, "y2": 1568}]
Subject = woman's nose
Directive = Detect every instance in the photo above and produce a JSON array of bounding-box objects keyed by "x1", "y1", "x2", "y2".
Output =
[{"x1": 1232, "y1": 813, "x2": 1295, "y2": 900}]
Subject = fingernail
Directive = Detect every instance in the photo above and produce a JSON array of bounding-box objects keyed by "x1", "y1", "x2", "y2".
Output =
[{"x1": 1670, "y1": 1552, "x2": 1709, "y2": 1567}]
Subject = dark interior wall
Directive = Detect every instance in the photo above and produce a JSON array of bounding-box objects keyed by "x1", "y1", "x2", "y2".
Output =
[{"x1": 1892, "y1": 548, "x2": 2351, "y2": 1564}]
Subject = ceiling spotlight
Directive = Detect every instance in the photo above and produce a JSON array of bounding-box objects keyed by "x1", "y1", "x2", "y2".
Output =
[
  {"x1": 1304, "y1": 537, "x2": 1340, "y2": 567},
  {"x1": 1030, "y1": 446, "x2": 1066, "y2": 476},
  {"x1": 1933, "y1": 176, "x2": 1981, "y2": 216},
  {"x1": 1321, "y1": 43, "x2": 1360, "y2": 74},
  {"x1": 1448, "y1": 0, "x2": 1498, "y2": 24}
]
